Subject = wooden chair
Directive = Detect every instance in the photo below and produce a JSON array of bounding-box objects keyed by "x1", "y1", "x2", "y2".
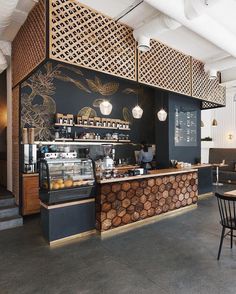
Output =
[{"x1": 215, "y1": 192, "x2": 236, "y2": 260}]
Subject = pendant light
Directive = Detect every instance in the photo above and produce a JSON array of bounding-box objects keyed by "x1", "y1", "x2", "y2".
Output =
[
  {"x1": 100, "y1": 100, "x2": 112, "y2": 115},
  {"x1": 157, "y1": 92, "x2": 167, "y2": 121},
  {"x1": 132, "y1": 85, "x2": 143, "y2": 119}
]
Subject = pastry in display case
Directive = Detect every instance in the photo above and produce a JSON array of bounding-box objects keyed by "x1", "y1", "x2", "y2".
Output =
[{"x1": 39, "y1": 152, "x2": 96, "y2": 204}]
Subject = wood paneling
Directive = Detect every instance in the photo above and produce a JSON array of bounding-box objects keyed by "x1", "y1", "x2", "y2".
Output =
[
  {"x1": 138, "y1": 39, "x2": 191, "y2": 96},
  {"x1": 49, "y1": 0, "x2": 136, "y2": 81},
  {"x1": 96, "y1": 172, "x2": 198, "y2": 231},
  {"x1": 192, "y1": 58, "x2": 226, "y2": 108},
  {"x1": 12, "y1": 0, "x2": 46, "y2": 87},
  {"x1": 12, "y1": 86, "x2": 20, "y2": 204},
  {"x1": 22, "y1": 174, "x2": 40, "y2": 215}
]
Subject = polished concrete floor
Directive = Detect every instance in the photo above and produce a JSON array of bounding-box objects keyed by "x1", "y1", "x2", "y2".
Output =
[{"x1": 1, "y1": 185, "x2": 236, "y2": 294}]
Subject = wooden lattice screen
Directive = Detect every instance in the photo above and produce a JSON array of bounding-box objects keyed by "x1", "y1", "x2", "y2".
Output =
[
  {"x1": 12, "y1": 0, "x2": 46, "y2": 87},
  {"x1": 138, "y1": 39, "x2": 191, "y2": 96},
  {"x1": 12, "y1": 86, "x2": 20, "y2": 204},
  {"x1": 192, "y1": 58, "x2": 226, "y2": 108},
  {"x1": 49, "y1": 0, "x2": 136, "y2": 81}
]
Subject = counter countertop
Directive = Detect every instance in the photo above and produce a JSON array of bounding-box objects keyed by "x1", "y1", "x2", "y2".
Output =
[{"x1": 97, "y1": 168, "x2": 197, "y2": 184}]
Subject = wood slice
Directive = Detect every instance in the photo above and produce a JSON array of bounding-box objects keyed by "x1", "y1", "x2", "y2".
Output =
[
  {"x1": 163, "y1": 190, "x2": 168, "y2": 199},
  {"x1": 151, "y1": 200, "x2": 158, "y2": 208},
  {"x1": 100, "y1": 212, "x2": 107, "y2": 222},
  {"x1": 155, "y1": 207, "x2": 162, "y2": 215},
  {"x1": 117, "y1": 190, "x2": 126, "y2": 201},
  {"x1": 131, "y1": 196, "x2": 139, "y2": 205},
  {"x1": 144, "y1": 201, "x2": 152, "y2": 210},
  {"x1": 169, "y1": 202, "x2": 175, "y2": 210},
  {"x1": 101, "y1": 184, "x2": 111, "y2": 195},
  {"x1": 181, "y1": 199, "x2": 187, "y2": 206},
  {"x1": 122, "y1": 213, "x2": 131, "y2": 224},
  {"x1": 122, "y1": 182, "x2": 131, "y2": 192},
  {"x1": 193, "y1": 173, "x2": 198, "y2": 179},
  {"x1": 184, "y1": 180, "x2": 190, "y2": 187},
  {"x1": 144, "y1": 186, "x2": 152, "y2": 196},
  {"x1": 176, "y1": 188, "x2": 181, "y2": 195},
  {"x1": 112, "y1": 200, "x2": 121, "y2": 209},
  {"x1": 112, "y1": 183, "x2": 122, "y2": 193},
  {"x1": 182, "y1": 174, "x2": 187, "y2": 181},
  {"x1": 107, "y1": 192, "x2": 116, "y2": 203},
  {"x1": 187, "y1": 173, "x2": 192, "y2": 180},
  {"x1": 190, "y1": 179, "x2": 196, "y2": 186},
  {"x1": 159, "y1": 198, "x2": 165, "y2": 207},
  {"x1": 187, "y1": 198, "x2": 193, "y2": 205},
  {"x1": 135, "y1": 202, "x2": 144, "y2": 212},
  {"x1": 136, "y1": 187, "x2": 144, "y2": 196},
  {"x1": 169, "y1": 176, "x2": 175, "y2": 183},
  {"x1": 175, "y1": 201, "x2": 181, "y2": 208},
  {"x1": 187, "y1": 186, "x2": 192, "y2": 193},
  {"x1": 102, "y1": 219, "x2": 112, "y2": 230},
  {"x1": 131, "y1": 181, "x2": 139, "y2": 190},
  {"x1": 102, "y1": 202, "x2": 111, "y2": 212},
  {"x1": 182, "y1": 187, "x2": 187, "y2": 194},
  {"x1": 148, "y1": 193, "x2": 155, "y2": 202},
  {"x1": 113, "y1": 216, "x2": 122, "y2": 227},
  {"x1": 157, "y1": 192, "x2": 163, "y2": 200},
  {"x1": 107, "y1": 209, "x2": 117, "y2": 220},
  {"x1": 140, "y1": 209, "x2": 148, "y2": 219},
  {"x1": 172, "y1": 194, "x2": 178, "y2": 203},
  {"x1": 156, "y1": 177, "x2": 163, "y2": 185},
  {"x1": 127, "y1": 189, "x2": 135, "y2": 199},
  {"x1": 163, "y1": 204, "x2": 169, "y2": 212},
  {"x1": 184, "y1": 192, "x2": 190, "y2": 199},
  {"x1": 178, "y1": 181, "x2": 184, "y2": 188},
  {"x1": 151, "y1": 186, "x2": 158, "y2": 194},
  {"x1": 176, "y1": 175, "x2": 181, "y2": 182},
  {"x1": 163, "y1": 176, "x2": 168, "y2": 184},
  {"x1": 140, "y1": 195, "x2": 147, "y2": 204},
  {"x1": 117, "y1": 207, "x2": 126, "y2": 217},
  {"x1": 166, "y1": 182, "x2": 172, "y2": 191},
  {"x1": 127, "y1": 204, "x2": 135, "y2": 214},
  {"x1": 193, "y1": 185, "x2": 198, "y2": 192},
  {"x1": 132, "y1": 211, "x2": 140, "y2": 221},
  {"x1": 148, "y1": 178, "x2": 155, "y2": 187},
  {"x1": 173, "y1": 182, "x2": 178, "y2": 189},
  {"x1": 101, "y1": 194, "x2": 107, "y2": 203},
  {"x1": 190, "y1": 191, "x2": 195, "y2": 198},
  {"x1": 166, "y1": 196, "x2": 172, "y2": 205},
  {"x1": 159, "y1": 184, "x2": 165, "y2": 192},
  {"x1": 147, "y1": 207, "x2": 155, "y2": 217},
  {"x1": 122, "y1": 198, "x2": 131, "y2": 208},
  {"x1": 179, "y1": 194, "x2": 184, "y2": 201},
  {"x1": 169, "y1": 189, "x2": 175, "y2": 197},
  {"x1": 193, "y1": 196, "x2": 198, "y2": 203},
  {"x1": 140, "y1": 180, "x2": 148, "y2": 188}
]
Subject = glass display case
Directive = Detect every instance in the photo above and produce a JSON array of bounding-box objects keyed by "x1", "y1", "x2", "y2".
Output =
[{"x1": 39, "y1": 158, "x2": 96, "y2": 204}]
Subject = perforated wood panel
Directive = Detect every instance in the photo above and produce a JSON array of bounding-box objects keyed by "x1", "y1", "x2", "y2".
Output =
[
  {"x1": 49, "y1": 0, "x2": 136, "y2": 81},
  {"x1": 12, "y1": 86, "x2": 20, "y2": 204},
  {"x1": 192, "y1": 58, "x2": 226, "y2": 107},
  {"x1": 138, "y1": 39, "x2": 191, "y2": 96},
  {"x1": 12, "y1": 0, "x2": 46, "y2": 87}
]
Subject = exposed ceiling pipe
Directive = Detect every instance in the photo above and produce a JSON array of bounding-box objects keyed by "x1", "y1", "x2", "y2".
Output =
[
  {"x1": 133, "y1": 13, "x2": 181, "y2": 42},
  {"x1": 144, "y1": 0, "x2": 236, "y2": 58},
  {"x1": 0, "y1": 0, "x2": 19, "y2": 37}
]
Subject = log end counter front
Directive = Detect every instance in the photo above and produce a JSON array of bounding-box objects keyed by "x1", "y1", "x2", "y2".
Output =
[{"x1": 96, "y1": 169, "x2": 198, "y2": 232}]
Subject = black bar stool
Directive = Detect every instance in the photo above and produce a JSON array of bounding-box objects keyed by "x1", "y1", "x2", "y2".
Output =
[{"x1": 215, "y1": 192, "x2": 236, "y2": 260}]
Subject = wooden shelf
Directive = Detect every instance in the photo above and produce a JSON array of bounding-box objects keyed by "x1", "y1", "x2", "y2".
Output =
[
  {"x1": 35, "y1": 141, "x2": 133, "y2": 146},
  {"x1": 55, "y1": 123, "x2": 130, "y2": 131},
  {"x1": 74, "y1": 139, "x2": 131, "y2": 143}
]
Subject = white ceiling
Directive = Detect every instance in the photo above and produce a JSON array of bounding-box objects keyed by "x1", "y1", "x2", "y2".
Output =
[{"x1": 79, "y1": 0, "x2": 236, "y2": 85}]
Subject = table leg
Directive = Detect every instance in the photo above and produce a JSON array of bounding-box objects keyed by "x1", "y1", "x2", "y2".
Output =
[{"x1": 213, "y1": 166, "x2": 223, "y2": 186}]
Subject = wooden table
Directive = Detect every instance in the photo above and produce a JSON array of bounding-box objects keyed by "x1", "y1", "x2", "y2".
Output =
[
  {"x1": 224, "y1": 190, "x2": 236, "y2": 197},
  {"x1": 212, "y1": 163, "x2": 228, "y2": 186}
]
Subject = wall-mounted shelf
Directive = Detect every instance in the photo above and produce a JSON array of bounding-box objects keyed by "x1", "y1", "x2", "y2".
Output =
[
  {"x1": 74, "y1": 139, "x2": 131, "y2": 143},
  {"x1": 35, "y1": 141, "x2": 134, "y2": 146},
  {"x1": 55, "y1": 123, "x2": 130, "y2": 131}
]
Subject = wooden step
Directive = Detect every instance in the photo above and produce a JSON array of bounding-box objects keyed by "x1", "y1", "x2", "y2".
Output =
[
  {"x1": 0, "y1": 196, "x2": 15, "y2": 207},
  {"x1": 0, "y1": 215, "x2": 23, "y2": 231},
  {"x1": 0, "y1": 205, "x2": 19, "y2": 218}
]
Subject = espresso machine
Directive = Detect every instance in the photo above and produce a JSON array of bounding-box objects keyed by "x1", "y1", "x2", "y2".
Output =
[
  {"x1": 102, "y1": 144, "x2": 114, "y2": 169},
  {"x1": 23, "y1": 144, "x2": 37, "y2": 173}
]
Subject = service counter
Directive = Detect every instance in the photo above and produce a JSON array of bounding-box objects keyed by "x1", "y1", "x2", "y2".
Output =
[{"x1": 96, "y1": 168, "x2": 199, "y2": 233}]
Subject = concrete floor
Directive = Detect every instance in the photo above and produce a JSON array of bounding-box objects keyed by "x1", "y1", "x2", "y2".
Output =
[{"x1": 1, "y1": 185, "x2": 236, "y2": 294}]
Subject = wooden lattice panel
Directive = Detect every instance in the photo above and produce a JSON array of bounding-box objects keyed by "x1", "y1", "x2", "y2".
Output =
[
  {"x1": 138, "y1": 40, "x2": 191, "y2": 96},
  {"x1": 12, "y1": 86, "x2": 20, "y2": 204},
  {"x1": 12, "y1": 0, "x2": 46, "y2": 86},
  {"x1": 49, "y1": 0, "x2": 136, "y2": 81},
  {"x1": 96, "y1": 172, "x2": 198, "y2": 232},
  {"x1": 192, "y1": 58, "x2": 226, "y2": 106}
]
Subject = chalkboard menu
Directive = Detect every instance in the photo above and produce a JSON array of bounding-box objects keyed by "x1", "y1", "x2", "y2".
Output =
[{"x1": 174, "y1": 106, "x2": 197, "y2": 147}]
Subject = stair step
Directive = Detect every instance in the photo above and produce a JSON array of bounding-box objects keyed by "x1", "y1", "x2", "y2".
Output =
[
  {"x1": 0, "y1": 196, "x2": 15, "y2": 207},
  {"x1": 0, "y1": 215, "x2": 23, "y2": 231},
  {"x1": 0, "y1": 205, "x2": 19, "y2": 218}
]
